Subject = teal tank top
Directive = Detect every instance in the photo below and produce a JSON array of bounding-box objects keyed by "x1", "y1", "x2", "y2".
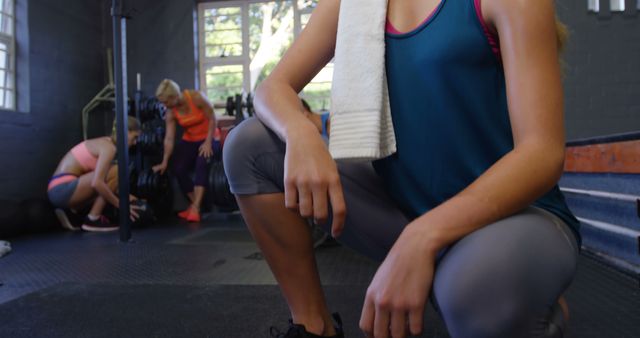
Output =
[{"x1": 372, "y1": 0, "x2": 580, "y2": 242}]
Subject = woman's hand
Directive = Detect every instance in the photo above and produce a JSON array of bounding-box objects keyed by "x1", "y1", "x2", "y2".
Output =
[
  {"x1": 129, "y1": 203, "x2": 141, "y2": 221},
  {"x1": 152, "y1": 162, "x2": 168, "y2": 175},
  {"x1": 284, "y1": 130, "x2": 346, "y2": 237},
  {"x1": 199, "y1": 141, "x2": 213, "y2": 159},
  {"x1": 360, "y1": 224, "x2": 437, "y2": 338}
]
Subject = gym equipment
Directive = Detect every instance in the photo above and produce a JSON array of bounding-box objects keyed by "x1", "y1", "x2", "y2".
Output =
[
  {"x1": 136, "y1": 97, "x2": 167, "y2": 122},
  {"x1": 225, "y1": 96, "x2": 235, "y2": 116},
  {"x1": 208, "y1": 160, "x2": 238, "y2": 211},
  {"x1": 219, "y1": 93, "x2": 255, "y2": 118},
  {"x1": 113, "y1": 0, "x2": 133, "y2": 242},
  {"x1": 136, "y1": 119, "x2": 165, "y2": 154},
  {"x1": 134, "y1": 169, "x2": 170, "y2": 200}
]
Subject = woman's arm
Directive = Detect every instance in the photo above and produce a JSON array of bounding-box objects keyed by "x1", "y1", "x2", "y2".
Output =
[
  {"x1": 360, "y1": 1, "x2": 566, "y2": 336},
  {"x1": 192, "y1": 91, "x2": 217, "y2": 158},
  {"x1": 253, "y1": 0, "x2": 346, "y2": 234},
  {"x1": 255, "y1": 0, "x2": 338, "y2": 140},
  {"x1": 91, "y1": 140, "x2": 119, "y2": 207},
  {"x1": 412, "y1": 0, "x2": 566, "y2": 255},
  {"x1": 153, "y1": 112, "x2": 176, "y2": 174}
]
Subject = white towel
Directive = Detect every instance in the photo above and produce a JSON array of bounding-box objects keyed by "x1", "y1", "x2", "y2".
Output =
[{"x1": 329, "y1": 0, "x2": 396, "y2": 161}]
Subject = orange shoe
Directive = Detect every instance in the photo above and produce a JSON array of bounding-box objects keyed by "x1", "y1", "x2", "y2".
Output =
[
  {"x1": 178, "y1": 209, "x2": 191, "y2": 220},
  {"x1": 186, "y1": 210, "x2": 201, "y2": 222}
]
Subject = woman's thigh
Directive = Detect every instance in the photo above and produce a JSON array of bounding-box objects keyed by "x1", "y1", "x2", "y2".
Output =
[
  {"x1": 223, "y1": 117, "x2": 409, "y2": 261},
  {"x1": 68, "y1": 171, "x2": 99, "y2": 208},
  {"x1": 432, "y1": 207, "x2": 579, "y2": 338},
  {"x1": 173, "y1": 140, "x2": 200, "y2": 172},
  {"x1": 48, "y1": 180, "x2": 80, "y2": 208}
]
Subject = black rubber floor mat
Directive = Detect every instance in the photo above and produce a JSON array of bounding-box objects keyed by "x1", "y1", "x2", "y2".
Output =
[
  {"x1": 564, "y1": 255, "x2": 640, "y2": 338},
  {"x1": 1, "y1": 222, "x2": 639, "y2": 337},
  {"x1": 0, "y1": 283, "x2": 450, "y2": 338}
]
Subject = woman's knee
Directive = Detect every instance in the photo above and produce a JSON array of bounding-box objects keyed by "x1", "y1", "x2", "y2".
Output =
[
  {"x1": 435, "y1": 280, "x2": 530, "y2": 338},
  {"x1": 433, "y1": 210, "x2": 577, "y2": 338}
]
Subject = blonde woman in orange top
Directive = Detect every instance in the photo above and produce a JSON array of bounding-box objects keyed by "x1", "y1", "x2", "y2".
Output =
[{"x1": 154, "y1": 79, "x2": 219, "y2": 222}]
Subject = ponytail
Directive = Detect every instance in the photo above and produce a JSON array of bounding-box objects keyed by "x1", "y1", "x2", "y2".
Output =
[{"x1": 111, "y1": 116, "x2": 141, "y2": 143}]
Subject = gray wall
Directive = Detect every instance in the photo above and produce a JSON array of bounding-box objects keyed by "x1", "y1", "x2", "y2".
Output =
[
  {"x1": 558, "y1": 1, "x2": 640, "y2": 140},
  {"x1": 126, "y1": 0, "x2": 197, "y2": 96},
  {"x1": 0, "y1": 0, "x2": 106, "y2": 204}
]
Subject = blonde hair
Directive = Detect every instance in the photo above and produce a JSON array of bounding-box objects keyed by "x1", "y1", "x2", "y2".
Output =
[
  {"x1": 111, "y1": 116, "x2": 141, "y2": 143},
  {"x1": 156, "y1": 79, "x2": 180, "y2": 100},
  {"x1": 556, "y1": 17, "x2": 568, "y2": 53},
  {"x1": 555, "y1": 17, "x2": 569, "y2": 76}
]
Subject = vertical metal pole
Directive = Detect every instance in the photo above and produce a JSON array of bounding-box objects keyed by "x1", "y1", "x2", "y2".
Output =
[{"x1": 112, "y1": 0, "x2": 132, "y2": 242}]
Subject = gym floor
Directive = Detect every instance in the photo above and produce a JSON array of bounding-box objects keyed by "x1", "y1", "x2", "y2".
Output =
[{"x1": 0, "y1": 214, "x2": 638, "y2": 338}]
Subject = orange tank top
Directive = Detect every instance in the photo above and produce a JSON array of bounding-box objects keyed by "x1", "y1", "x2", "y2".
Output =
[{"x1": 173, "y1": 90, "x2": 210, "y2": 142}]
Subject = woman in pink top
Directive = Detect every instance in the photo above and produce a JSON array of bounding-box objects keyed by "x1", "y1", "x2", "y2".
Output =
[{"x1": 48, "y1": 116, "x2": 141, "y2": 232}]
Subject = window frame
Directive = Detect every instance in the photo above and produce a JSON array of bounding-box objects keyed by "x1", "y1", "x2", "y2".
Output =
[
  {"x1": 0, "y1": 0, "x2": 16, "y2": 111},
  {"x1": 198, "y1": 1, "x2": 251, "y2": 108},
  {"x1": 197, "y1": 0, "x2": 330, "y2": 113}
]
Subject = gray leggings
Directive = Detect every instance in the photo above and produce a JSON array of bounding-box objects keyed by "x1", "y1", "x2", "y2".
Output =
[{"x1": 223, "y1": 118, "x2": 579, "y2": 338}]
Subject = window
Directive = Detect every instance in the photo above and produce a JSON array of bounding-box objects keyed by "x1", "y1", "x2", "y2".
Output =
[
  {"x1": 610, "y1": 0, "x2": 625, "y2": 11},
  {"x1": 198, "y1": 0, "x2": 331, "y2": 115},
  {"x1": 588, "y1": 0, "x2": 631, "y2": 12},
  {"x1": 0, "y1": 0, "x2": 15, "y2": 110}
]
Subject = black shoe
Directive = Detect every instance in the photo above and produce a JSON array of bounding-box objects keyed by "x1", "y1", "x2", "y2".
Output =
[
  {"x1": 270, "y1": 313, "x2": 344, "y2": 338},
  {"x1": 81, "y1": 215, "x2": 118, "y2": 232}
]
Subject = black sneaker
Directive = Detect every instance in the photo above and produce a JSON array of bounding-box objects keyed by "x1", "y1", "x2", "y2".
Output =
[
  {"x1": 270, "y1": 313, "x2": 344, "y2": 338},
  {"x1": 81, "y1": 215, "x2": 118, "y2": 232}
]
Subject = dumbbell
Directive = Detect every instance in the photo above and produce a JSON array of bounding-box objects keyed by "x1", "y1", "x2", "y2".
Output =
[
  {"x1": 225, "y1": 96, "x2": 235, "y2": 116},
  {"x1": 221, "y1": 93, "x2": 255, "y2": 118},
  {"x1": 246, "y1": 93, "x2": 254, "y2": 116}
]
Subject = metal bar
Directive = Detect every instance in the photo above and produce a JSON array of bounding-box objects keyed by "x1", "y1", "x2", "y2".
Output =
[
  {"x1": 576, "y1": 217, "x2": 640, "y2": 238},
  {"x1": 204, "y1": 42, "x2": 243, "y2": 46},
  {"x1": 203, "y1": 13, "x2": 242, "y2": 19},
  {"x1": 81, "y1": 85, "x2": 115, "y2": 140},
  {"x1": 559, "y1": 187, "x2": 640, "y2": 203},
  {"x1": 134, "y1": 86, "x2": 143, "y2": 175},
  {"x1": 112, "y1": 0, "x2": 131, "y2": 242},
  {"x1": 203, "y1": 28, "x2": 242, "y2": 32},
  {"x1": 107, "y1": 48, "x2": 114, "y2": 86}
]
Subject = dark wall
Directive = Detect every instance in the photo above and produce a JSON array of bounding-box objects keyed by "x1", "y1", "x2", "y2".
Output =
[
  {"x1": 558, "y1": 2, "x2": 640, "y2": 140},
  {"x1": 0, "y1": 0, "x2": 106, "y2": 203},
  {"x1": 126, "y1": 0, "x2": 197, "y2": 96}
]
